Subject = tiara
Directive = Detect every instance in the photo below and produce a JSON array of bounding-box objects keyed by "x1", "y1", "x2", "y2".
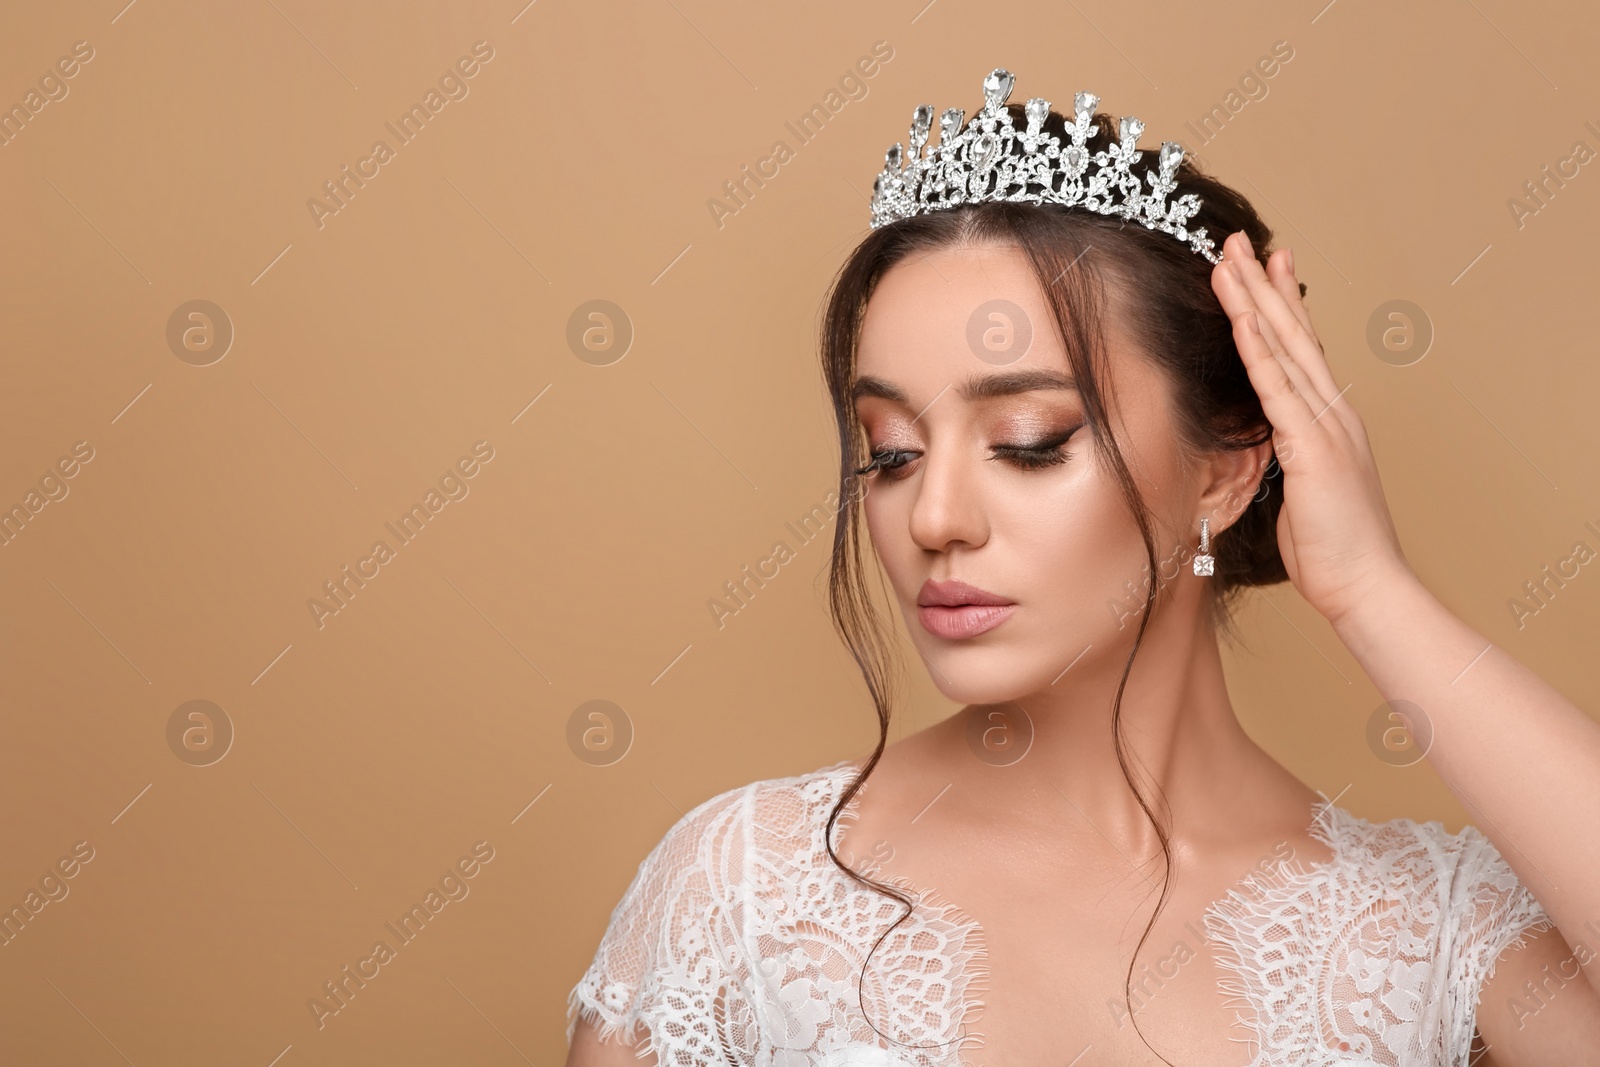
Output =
[{"x1": 868, "y1": 67, "x2": 1221, "y2": 264}]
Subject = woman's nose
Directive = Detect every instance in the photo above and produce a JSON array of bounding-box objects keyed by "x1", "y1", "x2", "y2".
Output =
[{"x1": 906, "y1": 447, "x2": 989, "y2": 553}]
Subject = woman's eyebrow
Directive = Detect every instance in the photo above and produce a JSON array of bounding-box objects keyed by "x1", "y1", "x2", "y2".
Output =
[{"x1": 851, "y1": 369, "x2": 1077, "y2": 404}]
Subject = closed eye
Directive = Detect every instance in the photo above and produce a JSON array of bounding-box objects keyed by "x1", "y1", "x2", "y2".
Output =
[
  {"x1": 855, "y1": 424, "x2": 1082, "y2": 478},
  {"x1": 990, "y1": 424, "x2": 1081, "y2": 470},
  {"x1": 852, "y1": 448, "x2": 915, "y2": 478}
]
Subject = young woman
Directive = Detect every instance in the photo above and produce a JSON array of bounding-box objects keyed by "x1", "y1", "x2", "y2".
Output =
[{"x1": 566, "y1": 69, "x2": 1600, "y2": 1066}]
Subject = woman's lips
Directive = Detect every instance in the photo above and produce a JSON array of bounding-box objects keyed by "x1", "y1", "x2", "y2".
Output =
[{"x1": 917, "y1": 603, "x2": 1017, "y2": 639}]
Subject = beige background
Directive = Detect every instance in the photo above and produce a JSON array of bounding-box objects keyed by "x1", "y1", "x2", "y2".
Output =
[{"x1": 1, "y1": 0, "x2": 1596, "y2": 1062}]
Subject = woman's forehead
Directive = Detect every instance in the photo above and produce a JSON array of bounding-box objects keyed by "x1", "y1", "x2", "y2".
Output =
[
  {"x1": 857, "y1": 244, "x2": 1143, "y2": 400},
  {"x1": 860, "y1": 249, "x2": 1053, "y2": 373}
]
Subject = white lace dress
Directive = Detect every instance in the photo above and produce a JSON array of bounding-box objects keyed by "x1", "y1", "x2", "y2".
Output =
[{"x1": 566, "y1": 759, "x2": 1553, "y2": 1066}]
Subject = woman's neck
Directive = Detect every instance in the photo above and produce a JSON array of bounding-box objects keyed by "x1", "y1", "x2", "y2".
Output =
[{"x1": 915, "y1": 597, "x2": 1298, "y2": 858}]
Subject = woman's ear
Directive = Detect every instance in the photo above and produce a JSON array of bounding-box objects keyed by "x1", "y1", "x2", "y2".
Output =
[{"x1": 1196, "y1": 437, "x2": 1275, "y2": 536}]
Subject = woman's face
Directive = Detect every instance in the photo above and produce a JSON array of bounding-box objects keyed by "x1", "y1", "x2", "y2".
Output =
[{"x1": 853, "y1": 241, "x2": 1204, "y2": 704}]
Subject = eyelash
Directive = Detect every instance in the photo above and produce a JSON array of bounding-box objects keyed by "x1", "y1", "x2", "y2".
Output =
[{"x1": 853, "y1": 426, "x2": 1081, "y2": 479}]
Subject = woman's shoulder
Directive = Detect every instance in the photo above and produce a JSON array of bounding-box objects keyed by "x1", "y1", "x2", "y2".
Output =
[
  {"x1": 1320, "y1": 800, "x2": 1543, "y2": 896},
  {"x1": 1313, "y1": 801, "x2": 1553, "y2": 968},
  {"x1": 1207, "y1": 799, "x2": 1556, "y2": 1064},
  {"x1": 633, "y1": 757, "x2": 862, "y2": 880},
  {"x1": 567, "y1": 758, "x2": 865, "y2": 1048},
  {"x1": 1221, "y1": 795, "x2": 1551, "y2": 946}
]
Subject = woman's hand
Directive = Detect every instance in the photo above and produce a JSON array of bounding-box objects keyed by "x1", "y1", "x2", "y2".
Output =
[{"x1": 1209, "y1": 230, "x2": 1417, "y2": 630}]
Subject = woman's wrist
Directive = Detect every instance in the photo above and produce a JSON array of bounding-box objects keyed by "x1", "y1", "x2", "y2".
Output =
[{"x1": 1326, "y1": 559, "x2": 1440, "y2": 654}]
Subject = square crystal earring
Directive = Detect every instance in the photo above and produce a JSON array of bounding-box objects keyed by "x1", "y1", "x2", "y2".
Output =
[{"x1": 1193, "y1": 517, "x2": 1214, "y2": 576}]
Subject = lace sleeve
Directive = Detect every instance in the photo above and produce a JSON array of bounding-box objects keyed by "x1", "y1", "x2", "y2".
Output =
[
  {"x1": 1443, "y1": 825, "x2": 1556, "y2": 1054},
  {"x1": 565, "y1": 786, "x2": 752, "y2": 1064}
]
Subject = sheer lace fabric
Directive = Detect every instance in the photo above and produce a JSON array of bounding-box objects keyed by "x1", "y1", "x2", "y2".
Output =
[
  {"x1": 567, "y1": 761, "x2": 1552, "y2": 1066},
  {"x1": 1204, "y1": 791, "x2": 1552, "y2": 1065}
]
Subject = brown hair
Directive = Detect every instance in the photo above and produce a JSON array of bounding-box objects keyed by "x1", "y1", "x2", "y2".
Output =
[{"x1": 817, "y1": 102, "x2": 1299, "y2": 1062}]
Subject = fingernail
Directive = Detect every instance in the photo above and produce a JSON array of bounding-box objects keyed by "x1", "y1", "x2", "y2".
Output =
[{"x1": 1285, "y1": 247, "x2": 1296, "y2": 274}]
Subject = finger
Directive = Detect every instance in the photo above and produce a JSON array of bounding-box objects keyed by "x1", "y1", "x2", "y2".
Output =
[
  {"x1": 1260, "y1": 249, "x2": 1364, "y2": 437},
  {"x1": 1266, "y1": 249, "x2": 1316, "y2": 337},
  {"x1": 1226, "y1": 233, "x2": 1345, "y2": 410},
  {"x1": 1214, "y1": 256, "x2": 1327, "y2": 416},
  {"x1": 1230, "y1": 305, "x2": 1318, "y2": 437},
  {"x1": 1224, "y1": 238, "x2": 1335, "y2": 408}
]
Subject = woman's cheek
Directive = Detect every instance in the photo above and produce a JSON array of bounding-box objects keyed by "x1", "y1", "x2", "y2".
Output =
[
  {"x1": 1009, "y1": 480, "x2": 1147, "y2": 616},
  {"x1": 862, "y1": 495, "x2": 914, "y2": 598}
]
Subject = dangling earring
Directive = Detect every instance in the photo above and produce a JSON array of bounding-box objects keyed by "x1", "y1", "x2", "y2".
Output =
[{"x1": 1193, "y1": 517, "x2": 1214, "y2": 576}]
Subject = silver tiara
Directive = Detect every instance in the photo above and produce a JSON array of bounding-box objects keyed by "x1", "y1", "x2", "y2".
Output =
[{"x1": 868, "y1": 67, "x2": 1221, "y2": 264}]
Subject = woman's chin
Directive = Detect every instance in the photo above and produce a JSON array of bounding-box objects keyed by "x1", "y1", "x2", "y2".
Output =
[
  {"x1": 916, "y1": 629, "x2": 1109, "y2": 706},
  {"x1": 917, "y1": 646, "x2": 1049, "y2": 705}
]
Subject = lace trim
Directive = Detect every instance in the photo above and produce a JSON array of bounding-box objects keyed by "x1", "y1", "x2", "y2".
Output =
[
  {"x1": 1441, "y1": 825, "x2": 1557, "y2": 1064},
  {"x1": 1202, "y1": 798, "x2": 1555, "y2": 1067},
  {"x1": 566, "y1": 990, "x2": 658, "y2": 1061},
  {"x1": 825, "y1": 759, "x2": 993, "y2": 1061},
  {"x1": 1204, "y1": 793, "x2": 1347, "y2": 1066},
  {"x1": 566, "y1": 759, "x2": 992, "y2": 1066}
]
